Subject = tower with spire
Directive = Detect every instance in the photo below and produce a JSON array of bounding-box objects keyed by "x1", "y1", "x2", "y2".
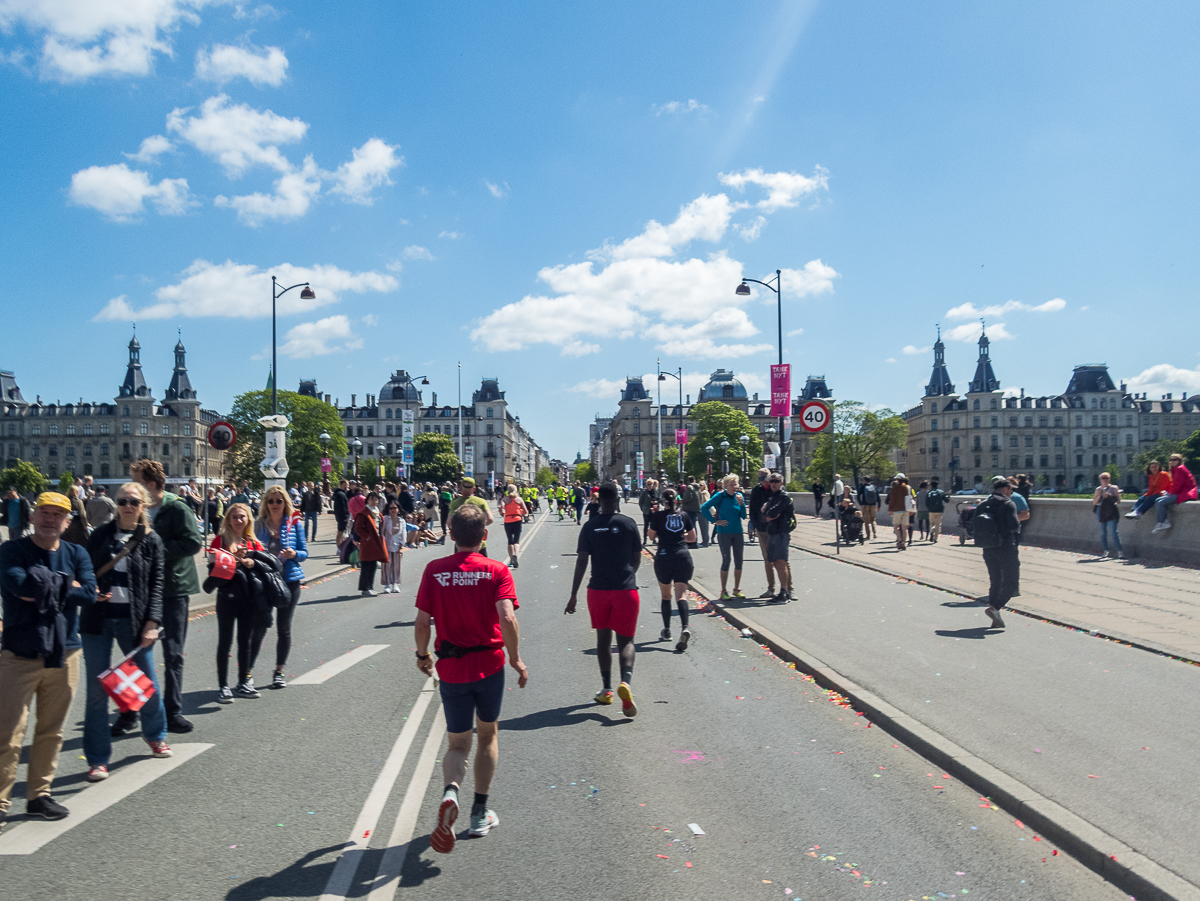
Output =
[
  {"x1": 924, "y1": 326, "x2": 956, "y2": 397},
  {"x1": 118, "y1": 331, "x2": 150, "y2": 399},
  {"x1": 164, "y1": 334, "x2": 196, "y2": 401},
  {"x1": 967, "y1": 323, "x2": 1000, "y2": 394}
]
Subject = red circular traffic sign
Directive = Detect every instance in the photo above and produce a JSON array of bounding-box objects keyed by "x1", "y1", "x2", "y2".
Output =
[
  {"x1": 799, "y1": 400, "x2": 830, "y2": 433},
  {"x1": 207, "y1": 420, "x2": 237, "y2": 451}
]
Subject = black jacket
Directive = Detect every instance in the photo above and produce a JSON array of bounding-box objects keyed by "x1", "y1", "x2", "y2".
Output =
[
  {"x1": 82, "y1": 522, "x2": 165, "y2": 636},
  {"x1": 976, "y1": 493, "x2": 1021, "y2": 546},
  {"x1": 203, "y1": 549, "x2": 285, "y2": 622},
  {"x1": 762, "y1": 490, "x2": 795, "y2": 534},
  {"x1": 300, "y1": 490, "x2": 323, "y2": 514},
  {"x1": 332, "y1": 489, "x2": 349, "y2": 520},
  {"x1": 748, "y1": 483, "x2": 770, "y2": 530}
]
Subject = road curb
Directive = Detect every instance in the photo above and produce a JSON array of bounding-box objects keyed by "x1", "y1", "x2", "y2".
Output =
[
  {"x1": 688, "y1": 573, "x2": 1200, "y2": 901},
  {"x1": 187, "y1": 565, "x2": 357, "y2": 620},
  {"x1": 787, "y1": 535, "x2": 1200, "y2": 667}
]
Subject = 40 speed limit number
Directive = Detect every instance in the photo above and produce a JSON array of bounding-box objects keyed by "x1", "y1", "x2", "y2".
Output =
[{"x1": 799, "y1": 400, "x2": 830, "y2": 433}]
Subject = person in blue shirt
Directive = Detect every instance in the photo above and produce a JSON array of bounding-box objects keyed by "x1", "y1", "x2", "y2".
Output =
[
  {"x1": 701, "y1": 475, "x2": 747, "y2": 599},
  {"x1": 1006, "y1": 476, "x2": 1031, "y2": 597},
  {"x1": 254, "y1": 486, "x2": 309, "y2": 690}
]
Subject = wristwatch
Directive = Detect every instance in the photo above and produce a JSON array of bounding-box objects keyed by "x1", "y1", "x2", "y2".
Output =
[{"x1": 416, "y1": 651, "x2": 431, "y2": 660}]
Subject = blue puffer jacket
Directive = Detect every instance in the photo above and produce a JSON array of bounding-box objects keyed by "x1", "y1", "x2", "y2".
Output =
[
  {"x1": 701, "y1": 490, "x2": 746, "y2": 534},
  {"x1": 254, "y1": 517, "x2": 308, "y2": 584}
]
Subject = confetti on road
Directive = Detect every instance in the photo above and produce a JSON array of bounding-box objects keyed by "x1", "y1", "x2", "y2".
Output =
[{"x1": 688, "y1": 823, "x2": 705, "y2": 835}]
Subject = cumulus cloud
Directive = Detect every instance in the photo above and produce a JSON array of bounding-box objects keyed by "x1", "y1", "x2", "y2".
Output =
[
  {"x1": 123, "y1": 134, "x2": 173, "y2": 164},
  {"x1": 278, "y1": 315, "x2": 363, "y2": 358},
  {"x1": 945, "y1": 298, "x2": 1067, "y2": 320},
  {"x1": 593, "y1": 194, "x2": 741, "y2": 262},
  {"x1": 0, "y1": 0, "x2": 217, "y2": 81},
  {"x1": 944, "y1": 321, "x2": 1014, "y2": 342},
  {"x1": 567, "y1": 370, "x2": 751, "y2": 404},
  {"x1": 439, "y1": 230, "x2": 462, "y2": 239},
  {"x1": 195, "y1": 42, "x2": 288, "y2": 87},
  {"x1": 327, "y1": 138, "x2": 403, "y2": 204},
  {"x1": 167, "y1": 93, "x2": 306, "y2": 176},
  {"x1": 651, "y1": 99, "x2": 708, "y2": 115},
  {"x1": 737, "y1": 215, "x2": 766, "y2": 242},
  {"x1": 1124, "y1": 364, "x2": 1200, "y2": 399},
  {"x1": 718, "y1": 166, "x2": 828, "y2": 213},
  {"x1": 566, "y1": 377, "x2": 627, "y2": 399},
  {"x1": 485, "y1": 180, "x2": 509, "y2": 198},
  {"x1": 779, "y1": 260, "x2": 839, "y2": 298},
  {"x1": 93, "y1": 257, "x2": 397, "y2": 321},
  {"x1": 645, "y1": 309, "x2": 772, "y2": 359},
  {"x1": 68, "y1": 163, "x2": 194, "y2": 221},
  {"x1": 215, "y1": 155, "x2": 320, "y2": 224},
  {"x1": 402, "y1": 245, "x2": 434, "y2": 261},
  {"x1": 903, "y1": 344, "x2": 932, "y2": 355}
]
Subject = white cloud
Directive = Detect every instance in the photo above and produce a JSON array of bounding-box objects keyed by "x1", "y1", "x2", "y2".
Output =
[
  {"x1": 232, "y1": 3, "x2": 277, "y2": 19},
  {"x1": 560, "y1": 341, "x2": 600, "y2": 357},
  {"x1": 214, "y1": 155, "x2": 320, "y2": 224},
  {"x1": 0, "y1": 0, "x2": 216, "y2": 81},
  {"x1": 485, "y1": 180, "x2": 509, "y2": 198},
  {"x1": 278, "y1": 315, "x2": 363, "y2": 358},
  {"x1": 944, "y1": 321, "x2": 1014, "y2": 342},
  {"x1": 68, "y1": 163, "x2": 194, "y2": 221},
  {"x1": 92, "y1": 257, "x2": 397, "y2": 321},
  {"x1": 779, "y1": 260, "x2": 840, "y2": 299},
  {"x1": 786, "y1": 327, "x2": 804, "y2": 337},
  {"x1": 166, "y1": 93, "x2": 306, "y2": 176},
  {"x1": 1124, "y1": 364, "x2": 1200, "y2": 399},
  {"x1": 123, "y1": 134, "x2": 173, "y2": 163},
  {"x1": 884, "y1": 358, "x2": 896, "y2": 364},
  {"x1": 566, "y1": 377, "x2": 627, "y2": 399},
  {"x1": 195, "y1": 42, "x2": 288, "y2": 87},
  {"x1": 945, "y1": 298, "x2": 1067, "y2": 320},
  {"x1": 737, "y1": 215, "x2": 766, "y2": 242},
  {"x1": 439, "y1": 230, "x2": 462, "y2": 239},
  {"x1": 903, "y1": 344, "x2": 932, "y2": 355},
  {"x1": 361, "y1": 314, "x2": 378, "y2": 327},
  {"x1": 651, "y1": 99, "x2": 708, "y2": 115},
  {"x1": 402, "y1": 245, "x2": 434, "y2": 261},
  {"x1": 327, "y1": 138, "x2": 403, "y2": 204},
  {"x1": 645, "y1": 308, "x2": 772, "y2": 359},
  {"x1": 594, "y1": 194, "x2": 741, "y2": 262},
  {"x1": 719, "y1": 166, "x2": 828, "y2": 213}
]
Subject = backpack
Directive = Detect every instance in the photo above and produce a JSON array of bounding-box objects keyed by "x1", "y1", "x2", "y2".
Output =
[
  {"x1": 925, "y1": 488, "x2": 946, "y2": 513},
  {"x1": 971, "y1": 498, "x2": 1004, "y2": 549},
  {"x1": 861, "y1": 484, "x2": 879, "y2": 506}
]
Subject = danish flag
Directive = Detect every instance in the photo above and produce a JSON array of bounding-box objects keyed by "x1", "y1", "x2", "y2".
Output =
[{"x1": 98, "y1": 650, "x2": 156, "y2": 713}]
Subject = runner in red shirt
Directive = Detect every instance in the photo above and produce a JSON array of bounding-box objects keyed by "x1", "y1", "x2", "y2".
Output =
[{"x1": 416, "y1": 504, "x2": 528, "y2": 854}]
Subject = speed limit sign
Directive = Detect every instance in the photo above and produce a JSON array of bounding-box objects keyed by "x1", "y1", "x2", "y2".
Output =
[
  {"x1": 207, "y1": 420, "x2": 237, "y2": 451},
  {"x1": 799, "y1": 401, "x2": 830, "y2": 433}
]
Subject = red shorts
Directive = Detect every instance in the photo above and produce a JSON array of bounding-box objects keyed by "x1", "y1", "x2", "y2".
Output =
[{"x1": 586, "y1": 588, "x2": 640, "y2": 636}]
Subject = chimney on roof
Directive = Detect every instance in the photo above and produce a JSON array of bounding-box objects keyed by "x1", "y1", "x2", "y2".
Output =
[
  {"x1": 351, "y1": 394, "x2": 356, "y2": 406},
  {"x1": 1020, "y1": 388, "x2": 1025, "y2": 398},
  {"x1": 1120, "y1": 381, "x2": 1127, "y2": 393},
  {"x1": 432, "y1": 392, "x2": 438, "y2": 406},
  {"x1": 325, "y1": 394, "x2": 331, "y2": 404}
]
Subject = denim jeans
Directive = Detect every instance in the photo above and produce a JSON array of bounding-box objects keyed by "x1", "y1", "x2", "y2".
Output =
[
  {"x1": 304, "y1": 511, "x2": 319, "y2": 540},
  {"x1": 81, "y1": 619, "x2": 167, "y2": 766},
  {"x1": 1131, "y1": 493, "x2": 1157, "y2": 516},
  {"x1": 1155, "y1": 493, "x2": 1179, "y2": 523},
  {"x1": 1097, "y1": 514, "x2": 1122, "y2": 554}
]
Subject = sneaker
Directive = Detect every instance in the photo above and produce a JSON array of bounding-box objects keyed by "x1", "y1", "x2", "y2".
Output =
[
  {"x1": 430, "y1": 791, "x2": 459, "y2": 854},
  {"x1": 26, "y1": 796, "x2": 68, "y2": 820},
  {"x1": 362, "y1": 589, "x2": 378, "y2": 597},
  {"x1": 770, "y1": 592, "x2": 789, "y2": 604},
  {"x1": 1124, "y1": 511, "x2": 1139, "y2": 519},
  {"x1": 146, "y1": 740, "x2": 173, "y2": 758},
  {"x1": 512, "y1": 559, "x2": 519, "y2": 569},
  {"x1": 732, "y1": 589, "x2": 745, "y2": 599},
  {"x1": 757, "y1": 589, "x2": 776, "y2": 599},
  {"x1": 719, "y1": 591, "x2": 732, "y2": 601},
  {"x1": 468, "y1": 808, "x2": 499, "y2": 838},
  {"x1": 233, "y1": 682, "x2": 260, "y2": 699},
  {"x1": 985, "y1": 606, "x2": 1006, "y2": 628},
  {"x1": 594, "y1": 688, "x2": 614, "y2": 705},
  {"x1": 216, "y1": 686, "x2": 234, "y2": 704},
  {"x1": 86, "y1": 765, "x2": 109, "y2": 782},
  {"x1": 167, "y1": 714, "x2": 194, "y2": 734},
  {"x1": 659, "y1": 627, "x2": 671, "y2": 642},
  {"x1": 110, "y1": 710, "x2": 138, "y2": 737},
  {"x1": 676, "y1": 628, "x2": 691, "y2": 652},
  {"x1": 272, "y1": 672, "x2": 287, "y2": 689},
  {"x1": 617, "y1": 682, "x2": 637, "y2": 718},
  {"x1": 1116, "y1": 551, "x2": 1125, "y2": 560}
]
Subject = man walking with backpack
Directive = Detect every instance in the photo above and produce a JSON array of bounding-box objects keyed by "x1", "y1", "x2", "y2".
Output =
[
  {"x1": 761, "y1": 473, "x2": 795, "y2": 603},
  {"x1": 925, "y1": 478, "x2": 947, "y2": 543},
  {"x1": 856, "y1": 479, "x2": 879, "y2": 540},
  {"x1": 972, "y1": 476, "x2": 1022, "y2": 629}
]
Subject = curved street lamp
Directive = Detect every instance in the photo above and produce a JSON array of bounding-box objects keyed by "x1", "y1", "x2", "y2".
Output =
[
  {"x1": 720, "y1": 438, "x2": 731, "y2": 475},
  {"x1": 658, "y1": 361, "x2": 684, "y2": 480},
  {"x1": 270, "y1": 277, "x2": 316, "y2": 417},
  {"x1": 736, "y1": 269, "x2": 787, "y2": 478},
  {"x1": 739, "y1": 433, "x2": 750, "y2": 482},
  {"x1": 352, "y1": 437, "x2": 363, "y2": 479}
]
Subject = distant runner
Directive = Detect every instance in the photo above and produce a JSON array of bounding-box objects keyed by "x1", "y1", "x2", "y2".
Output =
[{"x1": 647, "y1": 488, "x2": 696, "y2": 652}]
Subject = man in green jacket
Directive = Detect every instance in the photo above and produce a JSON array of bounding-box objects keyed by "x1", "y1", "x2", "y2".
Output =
[{"x1": 131, "y1": 460, "x2": 202, "y2": 734}]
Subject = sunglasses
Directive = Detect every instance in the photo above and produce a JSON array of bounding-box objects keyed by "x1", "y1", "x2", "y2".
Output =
[
  {"x1": 116, "y1": 498, "x2": 142, "y2": 507},
  {"x1": 267, "y1": 498, "x2": 285, "y2": 504}
]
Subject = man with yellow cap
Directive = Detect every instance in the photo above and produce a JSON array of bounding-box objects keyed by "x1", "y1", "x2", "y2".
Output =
[
  {"x1": 0, "y1": 492, "x2": 97, "y2": 830},
  {"x1": 448, "y1": 478, "x2": 495, "y2": 557}
]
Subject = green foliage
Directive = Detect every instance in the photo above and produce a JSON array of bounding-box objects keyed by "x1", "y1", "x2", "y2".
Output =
[
  {"x1": 805, "y1": 400, "x2": 907, "y2": 486},
  {"x1": 785, "y1": 478, "x2": 805, "y2": 492},
  {"x1": 573, "y1": 461, "x2": 598, "y2": 483},
  {"x1": 659, "y1": 447, "x2": 678, "y2": 474},
  {"x1": 1184, "y1": 429, "x2": 1200, "y2": 473},
  {"x1": 682, "y1": 401, "x2": 763, "y2": 479},
  {"x1": 58, "y1": 470, "x2": 75, "y2": 494},
  {"x1": 535, "y1": 466, "x2": 556, "y2": 487},
  {"x1": 413, "y1": 433, "x2": 461, "y2": 486},
  {"x1": 1133, "y1": 437, "x2": 1186, "y2": 480},
  {"x1": 0, "y1": 460, "x2": 49, "y2": 496},
  {"x1": 356, "y1": 456, "x2": 399, "y2": 488},
  {"x1": 226, "y1": 390, "x2": 348, "y2": 488}
]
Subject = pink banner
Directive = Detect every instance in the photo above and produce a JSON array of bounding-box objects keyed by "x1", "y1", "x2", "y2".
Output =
[
  {"x1": 770, "y1": 364, "x2": 791, "y2": 417},
  {"x1": 675, "y1": 428, "x2": 688, "y2": 446}
]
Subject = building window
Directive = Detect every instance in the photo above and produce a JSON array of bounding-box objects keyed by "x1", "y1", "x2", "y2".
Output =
[
  {"x1": 387, "y1": 443, "x2": 394, "y2": 455},
  {"x1": 972, "y1": 437, "x2": 981, "y2": 450},
  {"x1": 487, "y1": 408, "x2": 494, "y2": 418},
  {"x1": 1010, "y1": 455, "x2": 1020, "y2": 469},
  {"x1": 930, "y1": 419, "x2": 938, "y2": 430},
  {"x1": 974, "y1": 455, "x2": 982, "y2": 467},
  {"x1": 100, "y1": 443, "x2": 109, "y2": 456},
  {"x1": 951, "y1": 437, "x2": 960, "y2": 449},
  {"x1": 366, "y1": 427, "x2": 374, "y2": 437},
  {"x1": 931, "y1": 403, "x2": 938, "y2": 413},
  {"x1": 183, "y1": 424, "x2": 192, "y2": 436},
  {"x1": 1039, "y1": 435, "x2": 1048, "y2": 447},
  {"x1": 1055, "y1": 454, "x2": 1064, "y2": 468},
  {"x1": 931, "y1": 437, "x2": 939, "y2": 451},
  {"x1": 161, "y1": 425, "x2": 169, "y2": 436},
  {"x1": 140, "y1": 442, "x2": 148, "y2": 457},
  {"x1": 139, "y1": 422, "x2": 148, "y2": 435},
  {"x1": 83, "y1": 424, "x2": 93, "y2": 436},
  {"x1": 973, "y1": 417, "x2": 981, "y2": 428},
  {"x1": 1025, "y1": 455, "x2": 1034, "y2": 468},
  {"x1": 990, "y1": 416, "x2": 998, "y2": 427},
  {"x1": 1009, "y1": 435, "x2": 1018, "y2": 447},
  {"x1": 122, "y1": 442, "x2": 130, "y2": 457},
  {"x1": 65, "y1": 445, "x2": 75, "y2": 457},
  {"x1": 83, "y1": 444, "x2": 92, "y2": 456},
  {"x1": 386, "y1": 408, "x2": 393, "y2": 419},
  {"x1": 100, "y1": 424, "x2": 110, "y2": 436},
  {"x1": 49, "y1": 444, "x2": 57, "y2": 456},
  {"x1": 990, "y1": 436, "x2": 999, "y2": 450},
  {"x1": 182, "y1": 445, "x2": 192, "y2": 457},
  {"x1": 1054, "y1": 416, "x2": 1063, "y2": 427},
  {"x1": 973, "y1": 400, "x2": 980, "y2": 410},
  {"x1": 1092, "y1": 435, "x2": 1099, "y2": 447},
  {"x1": 951, "y1": 419, "x2": 959, "y2": 430},
  {"x1": 1040, "y1": 455, "x2": 1049, "y2": 468},
  {"x1": 633, "y1": 423, "x2": 640, "y2": 435},
  {"x1": 162, "y1": 443, "x2": 170, "y2": 456},
  {"x1": 1093, "y1": 454, "x2": 1099, "y2": 466},
  {"x1": 31, "y1": 444, "x2": 40, "y2": 458},
  {"x1": 385, "y1": 425, "x2": 393, "y2": 436},
  {"x1": 183, "y1": 408, "x2": 191, "y2": 418},
  {"x1": 487, "y1": 424, "x2": 494, "y2": 435},
  {"x1": 65, "y1": 425, "x2": 75, "y2": 436},
  {"x1": 30, "y1": 425, "x2": 40, "y2": 437},
  {"x1": 1075, "y1": 435, "x2": 1083, "y2": 447},
  {"x1": 48, "y1": 425, "x2": 58, "y2": 436},
  {"x1": 357, "y1": 426, "x2": 364, "y2": 437}
]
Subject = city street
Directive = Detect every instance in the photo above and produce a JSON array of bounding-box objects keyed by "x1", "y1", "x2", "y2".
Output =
[{"x1": 0, "y1": 509, "x2": 1131, "y2": 901}]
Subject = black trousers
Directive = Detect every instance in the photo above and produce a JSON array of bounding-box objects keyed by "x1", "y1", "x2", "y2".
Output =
[
  {"x1": 982, "y1": 544, "x2": 1020, "y2": 609},
  {"x1": 359, "y1": 560, "x2": 378, "y2": 591},
  {"x1": 273, "y1": 581, "x2": 302, "y2": 667},
  {"x1": 160, "y1": 595, "x2": 190, "y2": 719},
  {"x1": 216, "y1": 594, "x2": 258, "y2": 686}
]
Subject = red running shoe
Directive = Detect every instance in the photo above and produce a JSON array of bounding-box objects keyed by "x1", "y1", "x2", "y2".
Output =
[{"x1": 429, "y1": 791, "x2": 459, "y2": 854}]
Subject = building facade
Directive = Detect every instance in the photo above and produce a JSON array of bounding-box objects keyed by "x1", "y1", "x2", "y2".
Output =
[
  {"x1": 1, "y1": 335, "x2": 227, "y2": 487},
  {"x1": 328, "y1": 371, "x2": 548, "y2": 487},
  {"x1": 903, "y1": 330, "x2": 1197, "y2": 492}
]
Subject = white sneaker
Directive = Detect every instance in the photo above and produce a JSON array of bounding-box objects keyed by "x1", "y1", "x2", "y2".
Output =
[
  {"x1": 1116, "y1": 551, "x2": 1125, "y2": 559},
  {"x1": 1124, "y1": 511, "x2": 1139, "y2": 519},
  {"x1": 362, "y1": 589, "x2": 378, "y2": 597},
  {"x1": 1152, "y1": 522, "x2": 1170, "y2": 533},
  {"x1": 985, "y1": 606, "x2": 1006, "y2": 628}
]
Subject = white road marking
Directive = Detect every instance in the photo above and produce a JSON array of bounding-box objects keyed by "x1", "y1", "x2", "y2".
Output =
[
  {"x1": 365, "y1": 706, "x2": 447, "y2": 901},
  {"x1": 318, "y1": 679, "x2": 435, "y2": 901},
  {"x1": 0, "y1": 743, "x2": 213, "y2": 855},
  {"x1": 291, "y1": 644, "x2": 390, "y2": 684}
]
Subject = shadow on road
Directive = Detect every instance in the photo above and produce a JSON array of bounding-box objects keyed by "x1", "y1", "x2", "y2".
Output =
[
  {"x1": 942, "y1": 598, "x2": 989, "y2": 608},
  {"x1": 374, "y1": 621, "x2": 414, "y2": 629},
  {"x1": 226, "y1": 843, "x2": 358, "y2": 900},
  {"x1": 934, "y1": 626, "x2": 999, "y2": 639},
  {"x1": 500, "y1": 703, "x2": 631, "y2": 730}
]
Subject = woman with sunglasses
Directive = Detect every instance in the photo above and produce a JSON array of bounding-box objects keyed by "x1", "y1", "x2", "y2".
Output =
[
  {"x1": 380, "y1": 501, "x2": 406, "y2": 592},
  {"x1": 254, "y1": 485, "x2": 308, "y2": 688},
  {"x1": 204, "y1": 503, "x2": 270, "y2": 701},
  {"x1": 81, "y1": 482, "x2": 172, "y2": 780},
  {"x1": 353, "y1": 491, "x2": 388, "y2": 596}
]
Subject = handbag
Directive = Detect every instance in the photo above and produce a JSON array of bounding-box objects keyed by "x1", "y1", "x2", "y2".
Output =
[
  {"x1": 1098, "y1": 488, "x2": 1120, "y2": 523},
  {"x1": 94, "y1": 524, "x2": 147, "y2": 580}
]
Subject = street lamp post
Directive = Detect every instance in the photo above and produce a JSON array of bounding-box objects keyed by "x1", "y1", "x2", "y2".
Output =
[
  {"x1": 739, "y1": 433, "x2": 750, "y2": 483},
  {"x1": 262, "y1": 276, "x2": 316, "y2": 491},
  {"x1": 319, "y1": 430, "x2": 331, "y2": 490},
  {"x1": 376, "y1": 444, "x2": 385, "y2": 482},
  {"x1": 705, "y1": 444, "x2": 714, "y2": 482},
  {"x1": 736, "y1": 269, "x2": 788, "y2": 480},
  {"x1": 352, "y1": 438, "x2": 362, "y2": 480},
  {"x1": 720, "y1": 438, "x2": 730, "y2": 475},
  {"x1": 658, "y1": 363, "x2": 684, "y2": 482}
]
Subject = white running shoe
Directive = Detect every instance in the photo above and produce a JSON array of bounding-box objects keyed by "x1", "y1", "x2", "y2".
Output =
[
  {"x1": 468, "y1": 808, "x2": 499, "y2": 838},
  {"x1": 1124, "y1": 511, "x2": 1139, "y2": 519},
  {"x1": 985, "y1": 606, "x2": 1006, "y2": 629}
]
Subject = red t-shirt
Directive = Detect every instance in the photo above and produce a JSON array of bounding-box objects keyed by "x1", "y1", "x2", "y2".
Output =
[{"x1": 415, "y1": 551, "x2": 518, "y2": 683}]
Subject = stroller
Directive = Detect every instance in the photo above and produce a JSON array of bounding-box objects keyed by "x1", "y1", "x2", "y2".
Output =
[
  {"x1": 956, "y1": 501, "x2": 978, "y2": 546},
  {"x1": 839, "y1": 503, "x2": 865, "y2": 545}
]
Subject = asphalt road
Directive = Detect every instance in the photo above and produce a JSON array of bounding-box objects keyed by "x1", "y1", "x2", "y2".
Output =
[{"x1": 0, "y1": 508, "x2": 1129, "y2": 900}]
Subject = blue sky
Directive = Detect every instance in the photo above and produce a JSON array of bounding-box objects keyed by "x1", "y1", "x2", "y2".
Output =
[{"x1": 2, "y1": 1, "x2": 1198, "y2": 460}]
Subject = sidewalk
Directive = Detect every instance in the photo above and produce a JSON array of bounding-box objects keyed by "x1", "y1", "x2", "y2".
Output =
[
  {"x1": 682, "y1": 532, "x2": 1200, "y2": 895},
  {"x1": 790, "y1": 513, "x2": 1200, "y2": 661}
]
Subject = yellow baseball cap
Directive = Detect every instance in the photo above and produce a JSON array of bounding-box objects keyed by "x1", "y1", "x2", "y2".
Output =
[
  {"x1": 460, "y1": 477, "x2": 476, "y2": 487},
  {"x1": 34, "y1": 491, "x2": 73, "y2": 512}
]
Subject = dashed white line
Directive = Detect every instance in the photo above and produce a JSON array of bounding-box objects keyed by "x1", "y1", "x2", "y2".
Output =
[{"x1": 291, "y1": 644, "x2": 390, "y2": 685}]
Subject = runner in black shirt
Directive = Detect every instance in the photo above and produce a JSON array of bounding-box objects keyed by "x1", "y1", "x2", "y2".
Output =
[
  {"x1": 566, "y1": 482, "x2": 643, "y2": 717},
  {"x1": 647, "y1": 488, "x2": 696, "y2": 651}
]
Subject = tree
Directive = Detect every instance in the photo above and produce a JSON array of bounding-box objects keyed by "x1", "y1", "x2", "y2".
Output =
[
  {"x1": 805, "y1": 401, "x2": 907, "y2": 486},
  {"x1": 1133, "y1": 437, "x2": 1186, "y2": 482},
  {"x1": 226, "y1": 390, "x2": 348, "y2": 488},
  {"x1": 681, "y1": 401, "x2": 763, "y2": 480},
  {"x1": 1184, "y1": 429, "x2": 1200, "y2": 474},
  {"x1": 0, "y1": 461, "x2": 49, "y2": 497},
  {"x1": 535, "y1": 466, "x2": 556, "y2": 487},
  {"x1": 58, "y1": 470, "x2": 75, "y2": 494},
  {"x1": 412, "y1": 434, "x2": 460, "y2": 486},
  {"x1": 573, "y1": 461, "x2": 598, "y2": 483}
]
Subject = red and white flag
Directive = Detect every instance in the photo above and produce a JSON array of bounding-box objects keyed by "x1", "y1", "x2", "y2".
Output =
[{"x1": 98, "y1": 651, "x2": 156, "y2": 713}]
